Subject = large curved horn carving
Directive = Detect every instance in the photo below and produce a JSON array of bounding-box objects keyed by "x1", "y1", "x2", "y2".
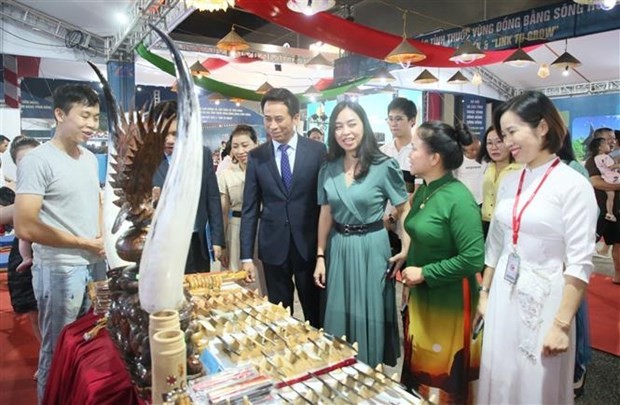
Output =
[
  {"x1": 87, "y1": 62, "x2": 131, "y2": 270},
  {"x1": 139, "y1": 25, "x2": 204, "y2": 313}
]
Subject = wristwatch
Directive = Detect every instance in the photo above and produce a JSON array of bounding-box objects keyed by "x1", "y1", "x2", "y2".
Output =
[{"x1": 478, "y1": 285, "x2": 490, "y2": 293}]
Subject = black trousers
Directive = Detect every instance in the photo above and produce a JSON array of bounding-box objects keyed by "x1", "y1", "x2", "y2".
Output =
[
  {"x1": 185, "y1": 232, "x2": 211, "y2": 274},
  {"x1": 262, "y1": 240, "x2": 321, "y2": 328}
]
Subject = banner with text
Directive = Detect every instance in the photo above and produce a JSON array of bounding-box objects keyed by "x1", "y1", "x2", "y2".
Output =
[{"x1": 416, "y1": 1, "x2": 620, "y2": 51}]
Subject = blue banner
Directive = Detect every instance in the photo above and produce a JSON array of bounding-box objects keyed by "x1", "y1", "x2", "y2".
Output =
[{"x1": 416, "y1": 1, "x2": 620, "y2": 50}]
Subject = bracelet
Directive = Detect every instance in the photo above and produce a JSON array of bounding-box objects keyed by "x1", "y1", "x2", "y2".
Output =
[
  {"x1": 317, "y1": 254, "x2": 325, "y2": 259},
  {"x1": 478, "y1": 285, "x2": 490, "y2": 293},
  {"x1": 553, "y1": 317, "x2": 571, "y2": 331}
]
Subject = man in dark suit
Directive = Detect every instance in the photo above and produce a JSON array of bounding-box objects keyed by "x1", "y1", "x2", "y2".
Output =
[
  {"x1": 152, "y1": 100, "x2": 224, "y2": 274},
  {"x1": 240, "y1": 88, "x2": 326, "y2": 327}
]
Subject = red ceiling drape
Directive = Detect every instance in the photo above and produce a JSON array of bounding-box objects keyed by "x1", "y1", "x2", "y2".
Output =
[{"x1": 236, "y1": 0, "x2": 532, "y2": 67}]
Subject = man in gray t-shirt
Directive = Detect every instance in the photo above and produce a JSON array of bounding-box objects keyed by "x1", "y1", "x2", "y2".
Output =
[{"x1": 14, "y1": 84, "x2": 104, "y2": 401}]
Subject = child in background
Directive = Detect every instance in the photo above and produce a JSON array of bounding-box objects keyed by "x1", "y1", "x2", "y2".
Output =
[{"x1": 591, "y1": 137, "x2": 620, "y2": 222}]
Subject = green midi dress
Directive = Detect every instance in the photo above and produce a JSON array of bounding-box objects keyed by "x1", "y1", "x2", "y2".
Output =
[{"x1": 318, "y1": 157, "x2": 408, "y2": 366}]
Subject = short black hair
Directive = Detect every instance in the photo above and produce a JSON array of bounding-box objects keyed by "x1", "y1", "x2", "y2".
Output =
[
  {"x1": 9, "y1": 135, "x2": 40, "y2": 164},
  {"x1": 151, "y1": 100, "x2": 177, "y2": 121},
  {"x1": 593, "y1": 127, "x2": 614, "y2": 139},
  {"x1": 387, "y1": 97, "x2": 417, "y2": 120},
  {"x1": 260, "y1": 88, "x2": 299, "y2": 116},
  {"x1": 0, "y1": 135, "x2": 9, "y2": 143},
  {"x1": 417, "y1": 121, "x2": 473, "y2": 171},
  {"x1": 53, "y1": 84, "x2": 100, "y2": 115},
  {"x1": 493, "y1": 91, "x2": 566, "y2": 154}
]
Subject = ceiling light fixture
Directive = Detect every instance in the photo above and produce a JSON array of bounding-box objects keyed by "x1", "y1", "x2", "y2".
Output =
[
  {"x1": 413, "y1": 69, "x2": 438, "y2": 84},
  {"x1": 562, "y1": 66, "x2": 571, "y2": 77},
  {"x1": 287, "y1": 0, "x2": 336, "y2": 16},
  {"x1": 384, "y1": 13, "x2": 426, "y2": 66},
  {"x1": 189, "y1": 61, "x2": 210, "y2": 78},
  {"x1": 573, "y1": 0, "x2": 618, "y2": 10},
  {"x1": 370, "y1": 67, "x2": 396, "y2": 84},
  {"x1": 185, "y1": 0, "x2": 235, "y2": 12},
  {"x1": 378, "y1": 84, "x2": 396, "y2": 93},
  {"x1": 537, "y1": 64, "x2": 550, "y2": 79},
  {"x1": 208, "y1": 92, "x2": 226, "y2": 105},
  {"x1": 303, "y1": 85, "x2": 321, "y2": 100},
  {"x1": 449, "y1": 40, "x2": 485, "y2": 64},
  {"x1": 471, "y1": 72, "x2": 483, "y2": 85},
  {"x1": 305, "y1": 53, "x2": 333, "y2": 69},
  {"x1": 550, "y1": 40, "x2": 581, "y2": 70},
  {"x1": 216, "y1": 26, "x2": 250, "y2": 52},
  {"x1": 255, "y1": 81, "x2": 274, "y2": 95},
  {"x1": 503, "y1": 47, "x2": 536, "y2": 67},
  {"x1": 447, "y1": 70, "x2": 469, "y2": 84}
]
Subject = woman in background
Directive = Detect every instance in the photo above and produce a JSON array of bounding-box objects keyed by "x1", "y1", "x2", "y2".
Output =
[
  {"x1": 557, "y1": 131, "x2": 592, "y2": 398},
  {"x1": 313, "y1": 101, "x2": 408, "y2": 367},
  {"x1": 477, "y1": 126, "x2": 521, "y2": 238},
  {"x1": 217, "y1": 125, "x2": 266, "y2": 292},
  {"x1": 477, "y1": 91, "x2": 597, "y2": 404},
  {"x1": 400, "y1": 121, "x2": 484, "y2": 404}
]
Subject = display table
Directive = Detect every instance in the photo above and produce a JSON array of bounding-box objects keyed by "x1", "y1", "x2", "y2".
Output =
[{"x1": 43, "y1": 312, "x2": 145, "y2": 405}]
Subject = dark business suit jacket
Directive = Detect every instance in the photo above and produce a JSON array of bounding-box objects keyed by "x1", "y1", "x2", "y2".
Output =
[
  {"x1": 240, "y1": 136, "x2": 327, "y2": 265},
  {"x1": 152, "y1": 146, "x2": 224, "y2": 261}
]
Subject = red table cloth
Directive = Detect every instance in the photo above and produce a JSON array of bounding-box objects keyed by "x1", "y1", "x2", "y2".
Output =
[{"x1": 43, "y1": 312, "x2": 145, "y2": 405}]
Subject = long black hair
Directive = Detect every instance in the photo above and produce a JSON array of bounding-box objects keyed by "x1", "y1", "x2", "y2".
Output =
[
  {"x1": 327, "y1": 101, "x2": 387, "y2": 179},
  {"x1": 557, "y1": 130, "x2": 577, "y2": 162}
]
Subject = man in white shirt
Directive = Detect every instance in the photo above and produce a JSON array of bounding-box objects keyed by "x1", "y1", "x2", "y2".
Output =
[
  {"x1": 380, "y1": 97, "x2": 417, "y2": 253},
  {"x1": 453, "y1": 134, "x2": 486, "y2": 205}
]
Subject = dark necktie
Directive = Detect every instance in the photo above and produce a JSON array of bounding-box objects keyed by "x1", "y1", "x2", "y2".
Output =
[{"x1": 279, "y1": 144, "x2": 292, "y2": 191}]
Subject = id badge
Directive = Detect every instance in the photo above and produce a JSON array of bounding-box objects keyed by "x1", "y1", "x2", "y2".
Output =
[{"x1": 504, "y1": 252, "x2": 520, "y2": 284}]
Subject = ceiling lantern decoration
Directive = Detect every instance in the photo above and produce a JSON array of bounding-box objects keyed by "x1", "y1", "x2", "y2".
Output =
[
  {"x1": 449, "y1": 40, "x2": 485, "y2": 64},
  {"x1": 287, "y1": 0, "x2": 336, "y2": 16},
  {"x1": 186, "y1": 0, "x2": 235, "y2": 12},
  {"x1": 216, "y1": 26, "x2": 250, "y2": 51},
  {"x1": 384, "y1": 12, "x2": 426, "y2": 65},
  {"x1": 503, "y1": 48, "x2": 536, "y2": 67},
  {"x1": 413, "y1": 69, "x2": 438, "y2": 84}
]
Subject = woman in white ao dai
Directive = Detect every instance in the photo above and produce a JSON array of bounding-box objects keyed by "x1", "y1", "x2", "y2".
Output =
[{"x1": 476, "y1": 92, "x2": 598, "y2": 405}]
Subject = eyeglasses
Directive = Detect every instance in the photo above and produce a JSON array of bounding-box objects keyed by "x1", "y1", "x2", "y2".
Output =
[
  {"x1": 386, "y1": 116, "x2": 406, "y2": 123},
  {"x1": 486, "y1": 140, "x2": 504, "y2": 148}
]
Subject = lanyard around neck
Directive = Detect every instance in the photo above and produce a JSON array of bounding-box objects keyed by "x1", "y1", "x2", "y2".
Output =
[{"x1": 512, "y1": 158, "x2": 560, "y2": 247}]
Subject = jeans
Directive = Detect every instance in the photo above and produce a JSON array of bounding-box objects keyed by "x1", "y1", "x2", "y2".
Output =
[
  {"x1": 32, "y1": 263, "x2": 93, "y2": 402},
  {"x1": 574, "y1": 298, "x2": 592, "y2": 383}
]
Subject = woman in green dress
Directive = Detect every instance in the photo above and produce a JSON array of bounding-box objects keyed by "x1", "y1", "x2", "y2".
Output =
[
  {"x1": 313, "y1": 101, "x2": 409, "y2": 367},
  {"x1": 399, "y1": 121, "x2": 485, "y2": 404}
]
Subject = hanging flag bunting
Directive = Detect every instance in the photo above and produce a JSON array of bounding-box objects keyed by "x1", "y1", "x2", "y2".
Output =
[{"x1": 136, "y1": 43, "x2": 369, "y2": 101}]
